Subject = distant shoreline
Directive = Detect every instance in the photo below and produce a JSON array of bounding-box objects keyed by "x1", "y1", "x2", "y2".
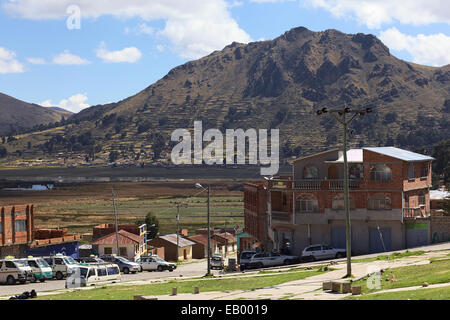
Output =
[{"x1": 0, "y1": 164, "x2": 291, "y2": 184}]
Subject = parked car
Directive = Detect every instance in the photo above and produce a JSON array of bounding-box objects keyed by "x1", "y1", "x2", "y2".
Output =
[
  {"x1": 239, "y1": 250, "x2": 256, "y2": 270},
  {"x1": 136, "y1": 255, "x2": 176, "y2": 272},
  {"x1": 301, "y1": 244, "x2": 346, "y2": 262},
  {"x1": 210, "y1": 254, "x2": 224, "y2": 270},
  {"x1": 100, "y1": 255, "x2": 140, "y2": 274},
  {"x1": 42, "y1": 254, "x2": 79, "y2": 280},
  {"x1": 65, "y1": 263, "x2": 121, "y2": 288},
  {"x1": 0, "y1": 257, "x2": 34, "y2": 285},
  {"x1": 76, "y1": 256, "x2": 105, "y2": 264},
  {"x1": 24, "y1": 257, "x2": 53, "y2": 282},
  {"x1": 248, "y1": 252, "x2": 299, "y2": 269}
]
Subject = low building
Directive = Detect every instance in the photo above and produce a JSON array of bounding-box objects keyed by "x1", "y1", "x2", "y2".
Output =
[
  {"x1": 188, "y1": 234, "x2": 219, "y2": 259},
  {"x1": 213, "y1": 232, "x2": 237, "y2": 255},
  {"x1": 92, "y1": 229, "x2": 144, "y2": 260},
  {"x1": 93, "y1": 224, "x2": 140, "y2": 241},
  {"x1": 148, "y1": 234, "x2": 195, "y2": 262},
  {"x1": 430, "y1": 189, "x2": 450, "y2": 216}
]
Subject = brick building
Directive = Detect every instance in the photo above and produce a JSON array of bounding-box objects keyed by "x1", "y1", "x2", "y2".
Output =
[
  {"x1": 244, "y1": 147, "x2": 435, "y2": 256},
  {"x1": 1, "y1": 204, "x2": 81, "y2": 258}
]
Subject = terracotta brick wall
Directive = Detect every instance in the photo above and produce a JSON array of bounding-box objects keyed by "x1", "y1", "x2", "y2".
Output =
[
  {"x1": 0, "y1": 205, "x2": 33, "y2": 246},
  {"x1": 431, "y1": 216, "x2": 450, "y2": 243}
]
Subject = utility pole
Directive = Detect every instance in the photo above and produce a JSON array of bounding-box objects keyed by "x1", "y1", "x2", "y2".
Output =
[
  {"x1": 171, "y1": 201, "x2": 188, "y2": 262},
  {"x1": 316, "y1": 106, "x2": 372, "y2": 277},
  {"x1": 195, "y1": 183, "x2": 212, "y2": 275},
  {"x1": 112, "y1": 188, "x2": 120, "y2": 256}
]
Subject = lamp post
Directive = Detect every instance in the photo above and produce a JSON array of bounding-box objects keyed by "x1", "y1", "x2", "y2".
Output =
[
  {"x1": 316, "y1": 105, "x2": 372, "y2": 278},
  {"x1": 195, "y1": 183, "x2": 211, "y2": 275}
]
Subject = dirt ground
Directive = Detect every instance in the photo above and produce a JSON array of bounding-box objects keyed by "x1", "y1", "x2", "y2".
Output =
[{"x1": 0, "y1": 181, "x2": 244, "y2": 236}]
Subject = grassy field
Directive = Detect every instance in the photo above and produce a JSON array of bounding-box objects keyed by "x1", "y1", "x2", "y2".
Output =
[
  {"x1": 351, "y1": 259, "x2": 450, "y2": 295},
  {"x1": 351, "y1": 250, "x2": 426, "y2": 263},
  {"x1": 37, "y1": 267, "x2": 328, "y2": 300},
  {"x1": 0, "y1": 181, "x2": 245, "y2": 235},
  {"x1": 348, "y1": 286, "x2": 450, "y2": 300}
]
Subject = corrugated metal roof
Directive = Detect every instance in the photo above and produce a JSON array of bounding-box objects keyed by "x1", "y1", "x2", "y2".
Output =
[
  {"x1": 215, "y1": 232, "x2": 237, "y2": 242},
  {"x1": 430, "y1": 189, "x2": 450, "y2": 200},
  {"x1": 325, "y1": 149, "x2": 363, "y2": 163},
  {"x1": 159, "y1": 234, "x2": 196, "y2": 247},
  {"x1": 363, "y1": 147, "x2": 435, "y2": 162},
  {"x1": 188, "y1": 234, "x2": 218, "y2": 246}
]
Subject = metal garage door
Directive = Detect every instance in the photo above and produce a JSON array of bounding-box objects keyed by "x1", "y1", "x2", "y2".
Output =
[
  {"x1": 406, "y1": 223, "x2": 428, "y2": 248},
  {"x1": 369, "y1": 227, "x2": 391, "y2": 254},
  {"x1": 331, "y1": 227, "x2": 347, "y2": 249}
]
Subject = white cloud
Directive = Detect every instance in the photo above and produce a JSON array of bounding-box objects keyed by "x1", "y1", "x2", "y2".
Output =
[
  {"x1": 96, "y1": 42, "x2": 142, "y2": 63},
  {"x1": 53, "y1": 50, "x2": 90, "y2": 65},
  {"x1": 41, "y1": 93, "x2": 90, "y2": 113},
  {"x1": 27, "y1": 57, "x2": 47, "y2": 64},
  {"x1": 307, "y1": 0, "x2": 450, "y2": 29},
  {"x1": 0, "y1": 47, "x2": 25, "y2": 74},
  {"x1": 3, "y1": 0, "x2": 252, "y2": 59},
  {"x1": 380, "y1": 28, "x2": 450, "y2": 67}
]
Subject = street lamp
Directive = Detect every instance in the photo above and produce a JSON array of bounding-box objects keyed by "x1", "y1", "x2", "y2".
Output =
[{"x1": 195, "y1": 183, "x2": 211, "y2": 275}]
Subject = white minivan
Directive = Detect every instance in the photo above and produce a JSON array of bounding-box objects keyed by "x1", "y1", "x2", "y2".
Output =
[
  {"x1": 0, "y1": 257, "x2": 34, "y2": 285},
  {"x1": 24, "y1": 257, "x2": 54, "y2": 282},
  {"x1": 43, "y1": 254, "x2": 79, "y2": 280},
  {"x1": 65, "y1": 263, "x2": 121, "y2": 288}
]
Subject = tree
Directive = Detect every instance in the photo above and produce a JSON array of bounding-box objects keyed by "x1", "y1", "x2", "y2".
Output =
[
  {"x1": 439, "y1": 197, "x2": 450, "y2": 216},
  {"x1": 136, "y1": 211, "x2": 160, "y2": 239}
]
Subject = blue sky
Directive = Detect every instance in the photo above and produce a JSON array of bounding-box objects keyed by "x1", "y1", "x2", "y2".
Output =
[{"x1": 0, "y1": 0, "x2": 449, "y2": 113}]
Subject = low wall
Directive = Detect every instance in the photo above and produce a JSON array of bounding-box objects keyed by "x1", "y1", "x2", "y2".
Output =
[{"x1": 431, "y1": 216, "x2": 450, "y2": 243}]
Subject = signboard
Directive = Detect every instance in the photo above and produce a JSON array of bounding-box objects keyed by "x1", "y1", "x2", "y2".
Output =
[{"x1": 26, "y1": 241, "x2": 79, "y2": 259}]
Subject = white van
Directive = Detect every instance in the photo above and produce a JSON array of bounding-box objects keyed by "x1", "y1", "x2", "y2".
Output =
[
  {"x1": 0, "y1": 257, "x2": 34, "y2": 285},
  {"x1": 24, "y1": 257, "x2": 54, "y2": 282},
  {"x1": 42, "y1": 254, "x2": 79, "y2": 280},
  {"x1": 65, "y1": 263, "x2": 121, "y2": 288}
]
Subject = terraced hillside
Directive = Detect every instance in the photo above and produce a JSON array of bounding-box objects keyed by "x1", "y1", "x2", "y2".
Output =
[{"x1": 2, "y1": 27, "x2": 449, "y2": 165}]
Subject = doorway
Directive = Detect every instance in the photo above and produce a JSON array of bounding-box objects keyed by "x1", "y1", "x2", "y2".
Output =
[{"x1": 328, "y1": 165, "x2": 338, "y2": 179}]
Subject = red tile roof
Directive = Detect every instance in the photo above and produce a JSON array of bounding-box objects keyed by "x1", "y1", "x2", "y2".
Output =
[
  {"x1": 92, "y1": 229, "x2": 143, "y2": 245},
  {"x1": 215, "y1": 232, "x2": 236, "y2": 243},
  {"x1": 188, "y1": 234, "x2": 218, "y2": 246}
]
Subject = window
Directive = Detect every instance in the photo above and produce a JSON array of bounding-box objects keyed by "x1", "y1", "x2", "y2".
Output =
[
  {"x1": 15, "y1": 220, "x2": 27, "y2": 232},
  {"x1": 104, "y1": 247, "x2": 113, "y2": 255},
  {"x1": 0, "y1": 222, "x2": 2, "y2": 234},
  {"x1": 119, "y1": 247, "x2": 127, "y2": 256},
  {"x1": 368, "y1": 194, "x2": 392, "y2": 210},
  {"x1": 296, "y1": 194, "x2": 318, "y2": 213},
  {"x1": 408, "y1": 164, "x2": 415, "y2": 180},
  {"x1": 44, "y1": 258, "x2": 53, "y2": 265},
  {"x1": 303, "y1": 166, "x2": 319, "y2": 179},
  {"x1": 421, "y1": 164, "x2": 428, "y2": 178},
  {"x1": 28, "y1": 260, "x2": 38, "y2": 268},
  {"x1": 332, "y1": 194, "x2": 356, "y2": 210},
  {"x1": 55, "y1": 258, "x2": 63, "y2": 265},
  {"x1": 404, "y1": 194, "x2": 410, "y2": 207},
  {"x1": 370, "y1": 164, "x2": 392, "y2": 182},
  {"x1": 419, "y1": 193, "x2": 426, "y2": 206},
  {"x1": 349, "y1": 164, "x2": 363, "y2": 179},
  {"x1": 98, "y1": 268, "x2": 107, "y2": 277},
  {"x1": 107, "y1": 267, "x2": 119, "y2": 275},
  {"x1": 88, "y1": 268, "x2": 96, "y2": 278},
  {"x1": 5, "y1": 261, "x2": 16, "y2": 268}
]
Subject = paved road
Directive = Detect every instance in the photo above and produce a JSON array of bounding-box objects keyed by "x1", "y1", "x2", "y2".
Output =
[
  {"x1": 0, "y1": 257, "x2": 225, "y2": 297},
  {"x1": 2, "y1": 242, "x2": 450, "y2": 298}
]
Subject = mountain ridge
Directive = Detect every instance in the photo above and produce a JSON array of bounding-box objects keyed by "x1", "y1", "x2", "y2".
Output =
[{"x1": 2, "y1": 26, "x2": 449, "y2": 163}]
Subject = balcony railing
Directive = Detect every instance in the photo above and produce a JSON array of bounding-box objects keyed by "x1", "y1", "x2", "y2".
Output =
[
  {"x1": 403, "y1": 207, "x2": 428, "y2": 218},
  {"x1": 271, "y1": 211, "x2": 291, "y2": 222},
  {"x1": 290, "y1": 179, "x2": 360, "y2": 190},
  {"x1": 293, "y1": 180, "x2": 322, "y2": 190}
]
